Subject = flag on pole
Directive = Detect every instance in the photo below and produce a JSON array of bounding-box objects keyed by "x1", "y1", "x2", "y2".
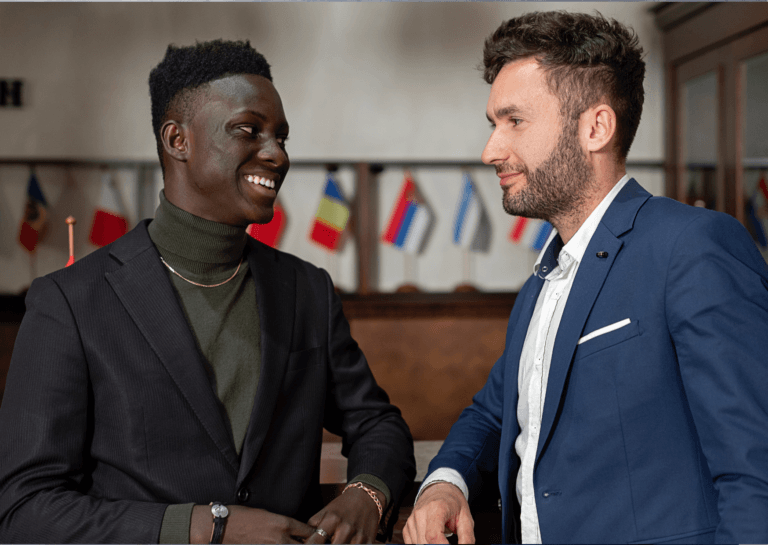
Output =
[
  {"x1": 381, "y1": 173, "x2": 432, "y2": 254},
  {"x1": 509, "y1": 216, "x2": 554, "y2": 252},
  {"x1": 18, "y1": 171, "x2": 48, "y2": 252},
  {"x1": 247, "y1": 201, "x2": 286, "y2": 248},
  {"x1": 746, "y1": 174, "x2": 768, "y2": 248},
  {"x1": 89, "y1": 172, "x2": 128, "y2": 247},
  {"x1": 452, "y1": 172, "x2": 487, "y2": 250},
  {"x1": 309, "y1": 173, "x2": 350, "y2": 251}
]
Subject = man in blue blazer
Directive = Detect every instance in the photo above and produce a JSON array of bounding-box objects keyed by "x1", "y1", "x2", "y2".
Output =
[{"x1": 405, "y1": 11, "x2": 768, "y2": 544}]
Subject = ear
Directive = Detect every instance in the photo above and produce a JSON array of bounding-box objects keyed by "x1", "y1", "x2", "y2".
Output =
[
  {"x1": 160, "y1": 120, "x2": 189, "y2": 163},
  {"x1": 580, "y1": 103, "x2": 617, "y2": 154}
]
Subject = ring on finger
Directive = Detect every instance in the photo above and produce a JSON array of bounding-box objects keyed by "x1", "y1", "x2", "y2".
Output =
[{"x1": 313, "y1": 527, "x2": 330, "y2": 542}]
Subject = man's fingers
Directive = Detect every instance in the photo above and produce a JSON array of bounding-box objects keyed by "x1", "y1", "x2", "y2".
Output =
[
  {"x1": 288, "y1": 518, "x2": 316, "y2": 538},
  {"x1": 455, "y1": 509, "x2": 475, "y2": 544}
]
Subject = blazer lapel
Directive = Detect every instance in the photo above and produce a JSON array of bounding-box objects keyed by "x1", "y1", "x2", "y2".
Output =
[
  {"x1": 105, "y1": 221, "x2": 239, "y2": 473},
  {"x1": 237, "y1": 242, "x2": 296, "y2": 483},
  {"x1": 536, "y1": 179, "x2": 650, "y2": 462}
]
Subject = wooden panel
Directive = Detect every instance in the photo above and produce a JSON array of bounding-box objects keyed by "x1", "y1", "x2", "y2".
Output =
[
  {"x1": 350, "y1": 316, "x2": 508, "y2": 441},
  {"x1": 662, "y1": 3, "x2": 768, "y2": 66}
]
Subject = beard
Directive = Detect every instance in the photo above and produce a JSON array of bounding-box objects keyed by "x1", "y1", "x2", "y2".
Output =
[{"x1": 500, "y1": 121, "x2": 594, "y2": 222}]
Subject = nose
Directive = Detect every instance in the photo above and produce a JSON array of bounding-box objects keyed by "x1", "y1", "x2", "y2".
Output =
[
  {"x1": 258, "y1": 136, "x2": 290, "y2": 172},
  {"x1": 481, "y1": 128, "x2": 509, "y2": 166}
]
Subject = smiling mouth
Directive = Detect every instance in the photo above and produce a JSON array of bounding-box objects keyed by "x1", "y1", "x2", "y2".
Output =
[{"x1": 245, "y1": 174, "x2": 277, "y2": 190}]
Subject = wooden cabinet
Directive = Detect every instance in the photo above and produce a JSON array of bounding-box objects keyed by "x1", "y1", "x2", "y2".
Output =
[{"x1": 656, "y1": 2, "x2": 768, "y2": 259}]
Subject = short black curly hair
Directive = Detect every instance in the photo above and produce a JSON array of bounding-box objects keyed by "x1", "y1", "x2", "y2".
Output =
[
  {"x1": 483, "y1": 11, "x2": 645, "y2": 160},
  {"x1": 148, "y1": 39, "x2": 272, "y2": 172}
]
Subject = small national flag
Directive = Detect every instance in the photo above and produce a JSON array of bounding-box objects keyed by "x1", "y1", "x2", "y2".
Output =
[
  {"x1": 89, "y1": 172, "x2": 128, "y2": 247},
  {"x1": 309, "y1": 173, "x2": 350, "y2": 251},
  {"x1": 746, "y1": 175, "x2": 768, "y2": 248},
  {"x1": 509, "y1": 216, "x2": 554, "y2": 252},
  {"x1": 247, "y1": 201, "x2": 286, "y2": 248},
  {"x1": 381, "y1": 173, "x2": 432, "y2": 254},
  {"x1": 18, "y1": 171, "x2": 48, "y2": 252},
  {"x1": 452, "y1": 173, "x2": 488, "y2": 251}
]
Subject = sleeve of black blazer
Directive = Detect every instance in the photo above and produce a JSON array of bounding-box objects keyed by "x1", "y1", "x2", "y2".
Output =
[
  {"x1": 0, "y1": 276, "x2": 166, "y2": 543},
  {"x1": 317, "y1": 269, "x2": 416, "y2": 524}
]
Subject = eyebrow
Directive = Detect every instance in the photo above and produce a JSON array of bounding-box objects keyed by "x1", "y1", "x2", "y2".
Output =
[
  {"x1": 486, "y1": 105, "x2": 524, "y2": 123},
  {"x1": 235, "y1": 110, "x2": 290, "y2": 132}
]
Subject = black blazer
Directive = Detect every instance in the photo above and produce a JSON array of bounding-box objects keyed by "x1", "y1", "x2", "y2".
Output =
[{"x1": 0, "y1": 220, "x2": 415, "y2": 543}]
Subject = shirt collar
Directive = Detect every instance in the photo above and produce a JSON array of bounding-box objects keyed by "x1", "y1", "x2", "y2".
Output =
[{"x1": 534, "y1": 174, "x2": 631, "y2": 279}]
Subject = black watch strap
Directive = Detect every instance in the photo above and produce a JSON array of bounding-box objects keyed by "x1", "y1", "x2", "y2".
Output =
[{"x1": 209, "y1": 502, "x2": 229, "y2": 544}]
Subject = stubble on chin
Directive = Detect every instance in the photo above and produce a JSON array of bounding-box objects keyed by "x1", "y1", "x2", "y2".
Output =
[{"x1": 501, "y1": 124, "x2": 593, "y2": 224}]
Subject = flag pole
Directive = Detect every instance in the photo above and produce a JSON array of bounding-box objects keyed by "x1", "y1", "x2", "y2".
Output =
[{"x1": 66, "y1": 216, "x2": 76, "y2": 267}]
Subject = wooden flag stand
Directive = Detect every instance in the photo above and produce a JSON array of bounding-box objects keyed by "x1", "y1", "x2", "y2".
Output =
[{"x1": 65, "y1": 216, "x2": 76, "y2": 267}]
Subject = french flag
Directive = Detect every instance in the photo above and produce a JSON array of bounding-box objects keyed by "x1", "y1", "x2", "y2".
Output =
[
  {"x1": 89, "y1": 172, "x2": 128, "y2": 247},
  {"x1": 381, "y1": 173, "x2": 432, "y2": 254},
  {"x1": 247, "y1": 201, "x2": 286, "y2": 248},
  {"x1": 509, "y1": 216, "x2": 554, "y2": 252},
  {"x1": 452, "y1": 173, "x2": 483, "y2": 249}
]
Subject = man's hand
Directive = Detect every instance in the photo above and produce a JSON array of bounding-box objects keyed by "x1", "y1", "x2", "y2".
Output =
[
  {"x1": 304, "y1": 484, "x2": 386, "y2": 544},
  {"x1": 403, "y1": 482, "x2": 475, "y2": 544},
  {"x1": 190, "y1": 504, "x2": 315, "y2": 544}
]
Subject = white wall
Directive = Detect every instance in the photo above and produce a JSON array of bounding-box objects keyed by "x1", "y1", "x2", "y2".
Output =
[
  {"x1": 0, "y1": 2, "x2": 664, "y2": 161},
  {"x1": 0, "y1": 2, "x2": 665, "y2": 294}
]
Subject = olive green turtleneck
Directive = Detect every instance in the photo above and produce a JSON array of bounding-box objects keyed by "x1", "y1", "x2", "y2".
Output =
[
  {"x1": 149, "y1": 191, "x2": 391, "y2": 543},
  {"x1": 150, "y1": 191, "x2": 260, "y2": 543}
]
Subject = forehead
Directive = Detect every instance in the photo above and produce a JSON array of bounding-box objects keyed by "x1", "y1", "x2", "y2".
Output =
[
  {"x1": 194, "y1": 73, "x2": 287, "y2": 124},
  {"x1": 487, "y1": 58, "x2": 559, "y2": 118}
]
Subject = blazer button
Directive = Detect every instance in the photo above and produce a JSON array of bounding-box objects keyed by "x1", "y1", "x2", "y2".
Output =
[{"x1": 237, "y1": 487, "x2": 250, "y2": 503}]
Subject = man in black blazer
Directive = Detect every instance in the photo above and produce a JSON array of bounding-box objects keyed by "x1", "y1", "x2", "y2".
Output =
[{"x1": 0, "y1": 40, "x2": 415, "y2": 544}]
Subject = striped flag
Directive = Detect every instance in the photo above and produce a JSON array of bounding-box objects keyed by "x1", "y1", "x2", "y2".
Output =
[
  {"x1": 381, "y1": 173, "x2": 432, "y2": 254},
  {"x1": 89, "y1": 172, "x2": 128, "y2": 247},
  {"x1": 247, "y1": 201, "x2": 286, "y2": 248},
  {"x1": 509, "y1": 216, "x2": 554, "y2": 252},
  {"x1": 309, "y1": 173, "x2": 350, "y2": 251},
  {"x1": 453, "y1": 173, "x2": 486, "y2": 250},
  {"x1": 18, "y1": 172, "x2": 48, "y2": 252}
]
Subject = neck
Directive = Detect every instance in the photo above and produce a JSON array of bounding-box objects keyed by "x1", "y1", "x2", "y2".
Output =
[
  {"x1": 148, "y1": 190, "x2": 248, "y2": 275},
  {"x1": 552, "y1": 166, "x2": 626, "y2": 244}
]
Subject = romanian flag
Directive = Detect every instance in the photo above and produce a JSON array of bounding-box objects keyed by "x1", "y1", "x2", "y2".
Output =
[
  {"x1": 18, "y1": 172, "x2": 48, "y2": 253},
  {"x1": 247, "y1": 201, "x2": 286, "y2": 248},
  {"x1": 381, "y1": 173, "x2": 432, "y2": 254},
  {"x1": 309, "y1": 174, "x2": 350, "y2": 251},
  {"x1": 89, "y1": 172, "x2": 128, "y2": 247},
  {"x1": 509, "y1": 216, "x2": 554, "y2": 252}
]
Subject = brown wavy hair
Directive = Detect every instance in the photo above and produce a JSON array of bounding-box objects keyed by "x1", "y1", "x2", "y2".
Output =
[{"x1": 483, "y1": 11, "x2": 645, "y2": 160}]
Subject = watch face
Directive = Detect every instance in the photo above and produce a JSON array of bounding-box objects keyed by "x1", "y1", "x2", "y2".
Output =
[{"x1": 211, "y1": 504, "x2": 229, "y2": 518}]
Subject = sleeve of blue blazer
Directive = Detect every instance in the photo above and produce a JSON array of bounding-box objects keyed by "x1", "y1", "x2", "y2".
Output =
[
  {"x1": 0, "y1": 276, "x2": 168, "y2": 543},
  {"x1": 666, "y1": 212, "x2": 768, "y2": 543},
  {"x1": 423, "y1": 276, "x2": 536, "y2": 496}
]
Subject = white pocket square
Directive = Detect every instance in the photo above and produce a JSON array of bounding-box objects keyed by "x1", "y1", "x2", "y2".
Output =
[{"x1": 578, "y1": 318, "x2": 632, "y2": 345}]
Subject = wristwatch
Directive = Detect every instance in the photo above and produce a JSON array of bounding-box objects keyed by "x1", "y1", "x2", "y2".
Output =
[{"x1": 209, "y1": 502, "x2": 229, "y2": 544}]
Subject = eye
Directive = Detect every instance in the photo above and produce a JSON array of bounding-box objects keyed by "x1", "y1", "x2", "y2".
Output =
[
  {"x1": 239, "y1": 126, "x2": 256, "y2": 135},
  {"x1": 277, "y1": 135, "x2": 289, "y2": 146},
  {"x1": 510, "y1": 118, "x2": 522, "y2": 127}
]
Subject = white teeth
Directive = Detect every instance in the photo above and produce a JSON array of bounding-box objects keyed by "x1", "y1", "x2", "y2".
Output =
[{"x1": 246, "y1": 175, "x2": 276, "y2": 189}]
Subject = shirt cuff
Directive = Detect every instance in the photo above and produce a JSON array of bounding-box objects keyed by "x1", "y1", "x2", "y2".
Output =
[
  {"x1": 159, "y1": 503, "x2": 195, "y2": 544},
  {"x1": 348, "y1": 474, "x2": 391, "y2": 507},
  {"x1": 414, "y1": 468, "x2": 469, "y2": 505}
]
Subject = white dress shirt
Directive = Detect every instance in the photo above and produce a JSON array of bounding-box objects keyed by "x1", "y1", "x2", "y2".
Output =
[{"x1": 417, "y1": 175, "x2": 631, "y2": 543}]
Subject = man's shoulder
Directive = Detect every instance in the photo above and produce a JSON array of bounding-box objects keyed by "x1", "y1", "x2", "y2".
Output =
[{"x1": 634, "y1": 194, "x2": 743, "y2": 240}]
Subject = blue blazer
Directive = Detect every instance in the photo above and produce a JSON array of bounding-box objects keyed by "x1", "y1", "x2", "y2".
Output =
[{"x1": 429, "y1": 180, "x2": 768, "y2": 544}]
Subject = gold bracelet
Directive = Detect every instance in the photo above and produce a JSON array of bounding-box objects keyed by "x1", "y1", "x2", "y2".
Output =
[{"x1": 343, "y1": 482, "x2": 383, "y2": 522}]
